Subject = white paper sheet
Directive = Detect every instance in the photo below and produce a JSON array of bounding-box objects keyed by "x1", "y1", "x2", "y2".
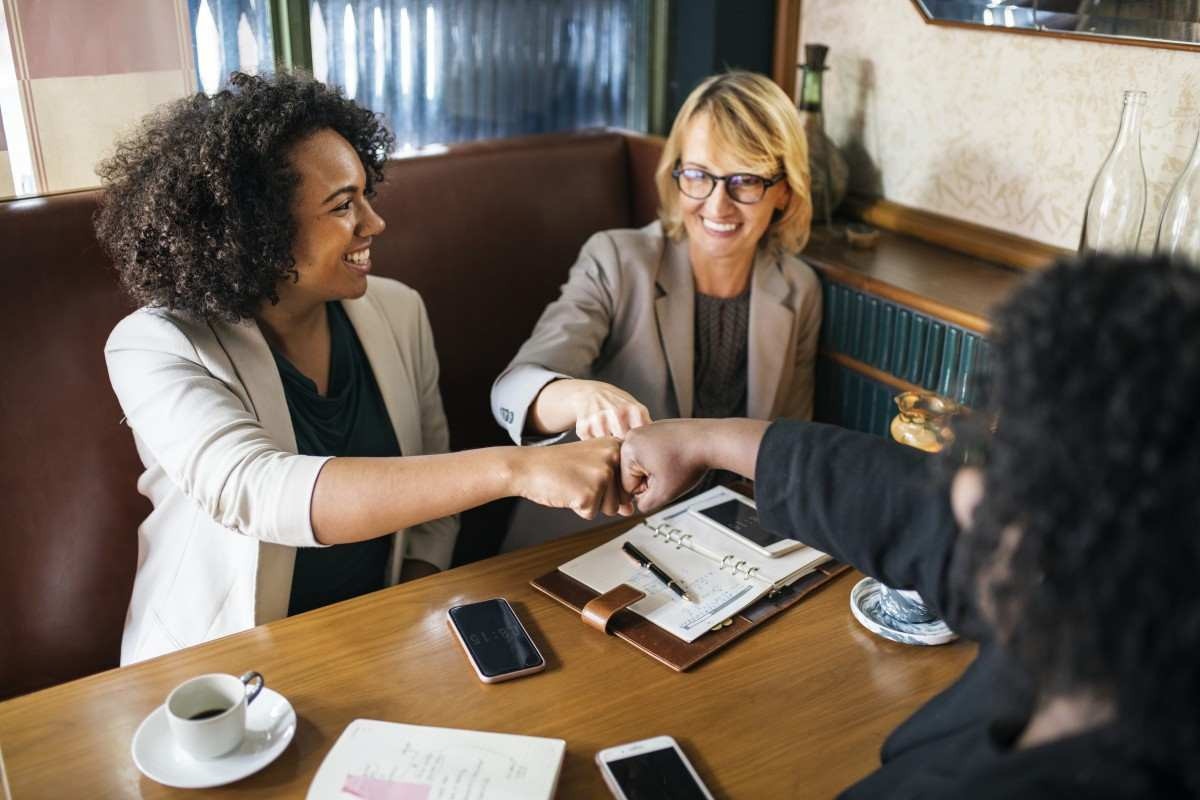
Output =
[
  {"x1": 558, "y1": 487, "x2": 830, "y2": 643},
  {"x1": 306, "y1": 719, "x2": 565, "y2": 800},
  {"x1": 560, "y1": 528, "x2": 767, "y2": 642}
]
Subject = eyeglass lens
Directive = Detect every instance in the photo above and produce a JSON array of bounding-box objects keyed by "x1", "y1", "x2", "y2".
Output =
[{"x1": 676, "y1": 169, "x2": 770, "y2": 204}]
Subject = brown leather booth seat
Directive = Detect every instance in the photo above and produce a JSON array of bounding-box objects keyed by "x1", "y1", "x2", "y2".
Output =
[{"x1": 0, "y1": 129, "x2": 663, "y2": 699}]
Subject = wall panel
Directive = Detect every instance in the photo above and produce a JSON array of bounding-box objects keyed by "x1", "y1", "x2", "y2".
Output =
[{"x1": 815, "y1": 276, "x2": 991, "y2": 436}]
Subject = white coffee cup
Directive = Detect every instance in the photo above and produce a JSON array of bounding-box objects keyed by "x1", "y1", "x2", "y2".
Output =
[{"x1": 165, "y1": 671, "x2": 264, "y2": 759}]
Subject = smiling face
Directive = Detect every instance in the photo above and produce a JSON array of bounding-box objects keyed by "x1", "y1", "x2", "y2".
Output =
[
  {"x1": 677, "y1": 113, "x2": 789, "y2": 269},
  {"x1": 278, "y1": 128, "x2": 386, "y2": 310}
]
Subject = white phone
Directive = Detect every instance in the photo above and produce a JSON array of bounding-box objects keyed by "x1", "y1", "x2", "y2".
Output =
[
  {"x1": 595, "y1": 735, "x2": 715, "y2": 800},
  {"x1": 688, "y1": 491, "x2": 803, "y2": 558}
]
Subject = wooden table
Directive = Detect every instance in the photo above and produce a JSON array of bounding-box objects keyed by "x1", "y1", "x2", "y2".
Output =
[{"x1": 0, "y1": 522, "x2": 974, "y2": 799}]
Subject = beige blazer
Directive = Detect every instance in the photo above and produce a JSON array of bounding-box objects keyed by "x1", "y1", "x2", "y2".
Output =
[
  {"x1": 492, "y1": 221, "x2": 822, "y2": 444},
  {"x1": 105, "y1": 276, "x2": 458, "y2": 664}
]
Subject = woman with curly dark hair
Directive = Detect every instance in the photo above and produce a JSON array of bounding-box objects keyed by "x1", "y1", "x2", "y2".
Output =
[
  {"x1": 98, "y1": 72, "x2": 626, "y2": 664},
  {"x1": 617, "y1": 254, "x2": 1200, "y2": 796}
]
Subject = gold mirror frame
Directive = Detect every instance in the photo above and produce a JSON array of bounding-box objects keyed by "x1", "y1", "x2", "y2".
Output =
[{"x1": 910, "y1": 0, "x2": 1200, "y2": 53}]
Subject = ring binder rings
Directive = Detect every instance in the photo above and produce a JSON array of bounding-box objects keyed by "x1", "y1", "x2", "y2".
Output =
[
  {"x1": 530, "y1": 486, "x2": 850, "y2": 671},
  {"x1": 646, "y1": 523, "x2": 769, "y2": 586}
]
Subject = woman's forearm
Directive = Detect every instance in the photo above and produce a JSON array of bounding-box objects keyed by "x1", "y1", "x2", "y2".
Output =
[
  {"x1": 527, "y1": 378, "x2": 578, "y2": 435},
  {"x1": 310, "y1": 437, "x2": 625, "y2": 544},
  {"x1": 529, "y1": 378, "x2": 652, "y2": 439},
  {"x1": 311, "y1": 448, "x2": 517, "y2": 545},
  {"x1": 698, "y1": 418, "x2": 772, "y2": 479}
]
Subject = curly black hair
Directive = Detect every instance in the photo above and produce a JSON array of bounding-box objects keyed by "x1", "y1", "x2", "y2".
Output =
[
  {"x1": 953, "y1": 254, "x2": 1200, "y2": 785},
  {"x1": 94, "y1": 72, "x2": 395, "y2": 321}
]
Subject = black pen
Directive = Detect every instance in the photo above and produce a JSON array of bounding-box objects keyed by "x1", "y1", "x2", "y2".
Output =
[{"x1": 622, "y1": 541, "x2": 695, "y2": 603}]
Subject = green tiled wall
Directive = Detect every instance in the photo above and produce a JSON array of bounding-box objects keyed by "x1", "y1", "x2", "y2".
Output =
[
  {"x1": 815, "y1": 278, "x2": 992, "y2": 435},
  {"x1": 815, "y1": 357, "x2": 896, "y2": 437}
]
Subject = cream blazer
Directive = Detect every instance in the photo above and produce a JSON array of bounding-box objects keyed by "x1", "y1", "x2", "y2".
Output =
[
  {"x1": 106, "y1": 276, "x2": 458, "y2": 664},
  {"x1": 492, "y1": 221, "x2": 823, "y2": 444}
]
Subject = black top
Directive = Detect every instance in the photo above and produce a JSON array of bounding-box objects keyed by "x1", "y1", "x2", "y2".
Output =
[
  {"x1": 692, "y1": 288, "x2": 749, "y2": 420},
  {"x1": 273, "y1": 302, "x2": 400, "y2": 616},
  {"x1": 754, "y1": 420, "x2": 1187, "y2": 799}
]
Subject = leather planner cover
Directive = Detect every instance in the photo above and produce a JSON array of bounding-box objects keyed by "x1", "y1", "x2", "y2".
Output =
[{"x1": 531, "y1": 561, "x2": 849, "y2": 672}]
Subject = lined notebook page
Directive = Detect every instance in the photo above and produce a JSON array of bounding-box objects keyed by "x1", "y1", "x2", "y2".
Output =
[
  {"x1": 306, "y1": 719, "x2": 565, "y2": 800},
  {"x1": 648, "y1": 486, "x2": 830, "y2": 587},
  {"x1": 560, "y1": 525, "x2": 771, "y2": 642},
  {"x1": 560, "y1": 487, "x2": 830, "y2": 643},
  {"x1": 0, "y1": 744, "x2": 11, "y2": 800}
]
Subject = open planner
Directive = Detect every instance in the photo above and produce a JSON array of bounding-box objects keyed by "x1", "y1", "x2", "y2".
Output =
[
  {"x1": 306, "y1": 719, "x2": 565, "y2": 800},
  {"x1": 532, "y1": 486, "x2": 848, "y2": 671}
]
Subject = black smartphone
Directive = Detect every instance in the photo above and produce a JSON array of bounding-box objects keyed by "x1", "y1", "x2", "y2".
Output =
[
  {"x1": 446, "y1": 598, "x2": 546, "y2": 683},
  {"x1": 691, "y1": 494, "x2": 803, "y2": 557}
]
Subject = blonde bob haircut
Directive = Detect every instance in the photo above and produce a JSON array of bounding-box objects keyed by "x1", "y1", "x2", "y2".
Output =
[{"x1": 655, "y1": 71, "x2": 812, "y2": 254}]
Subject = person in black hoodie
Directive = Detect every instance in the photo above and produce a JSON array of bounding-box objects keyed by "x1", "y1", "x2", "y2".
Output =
[{"x1": 619, "y1": 254, "x2": 1200, "y2": 798}]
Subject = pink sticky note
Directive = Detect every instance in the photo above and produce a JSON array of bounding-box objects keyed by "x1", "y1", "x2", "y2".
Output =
[{"x1": 341, "y1": 774, "x2": 431, "y2": 800}]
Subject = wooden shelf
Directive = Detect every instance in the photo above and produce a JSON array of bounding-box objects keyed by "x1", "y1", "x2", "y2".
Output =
[{"x1": 802, "y1": 226, "x2": 1025, "y2": 335}]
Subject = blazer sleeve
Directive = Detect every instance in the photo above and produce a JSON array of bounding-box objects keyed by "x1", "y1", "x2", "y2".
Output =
[
  {"x1": 778, "y1": 260, "x2": 822, "y2": 422},
  {"x1": 399, "y1": 294, "x2": 459, "y2": 570},
  {"x1": 490, "y1": 231, "x2": 621, "y2": 445},
  {"x1": 105, "y1": 311, "x2": 330, "y2": 547},
  {"x1": 754, "y1": 419, "x2": 978, "y2": 635}
]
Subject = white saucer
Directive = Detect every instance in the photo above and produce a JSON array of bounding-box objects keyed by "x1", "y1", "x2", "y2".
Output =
[
  {"x1": 850, "y1": 577, "x2": 958, "y2": 646},
  {"x1": 131, "y1": 687, "x2": 296, "y2": 789}
]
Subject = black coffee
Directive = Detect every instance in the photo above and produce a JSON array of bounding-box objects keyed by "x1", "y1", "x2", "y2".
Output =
[{"x1": 186, "y1": 707, "x2": 229, "y2": 720}]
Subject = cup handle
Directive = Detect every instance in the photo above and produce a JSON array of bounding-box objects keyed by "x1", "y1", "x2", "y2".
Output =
[{"x1": 239, "y1": 671, "x2": 265, "y2": 706}]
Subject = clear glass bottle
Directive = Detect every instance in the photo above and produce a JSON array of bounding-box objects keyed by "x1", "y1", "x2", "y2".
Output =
[
  {"x1": 1155, "y1": 122, "x2": 1200, "y2": 267},
  {"x1": 1080, "y1": 90, "x2": 1148, "y2": 254}
]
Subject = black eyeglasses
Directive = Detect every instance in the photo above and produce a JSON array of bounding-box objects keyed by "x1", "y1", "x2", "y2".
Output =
[{"x1": 671, "y1": 164, "x2": 786, "y2": 205}]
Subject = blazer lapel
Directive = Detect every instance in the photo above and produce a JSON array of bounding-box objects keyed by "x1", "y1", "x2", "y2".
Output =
[
  {"x1": 341, "y1": 293, "x2": 423, "y2": 459},
  {"x1": 210, "y1": 317, "x2": 298, "y2": 625},
  {"x1": 655, "y1": 237, "x2": 695, "y2": 418},
  {"x1": 748, "y1": 249, "x2": 797, "y2": 419},
  {"x1": 210, "y1": 318, "x2": 297, "y2": 449}
]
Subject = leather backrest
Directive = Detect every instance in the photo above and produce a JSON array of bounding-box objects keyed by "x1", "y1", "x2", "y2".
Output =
[
  {"x1": 369, "y1": 131, "x2": 659, "y2": 567},
  {"x1": 369, "y1": 131, "x2": 639, "y2": 453},
  {"x1": 0, "y1": 130, "x2": 662, "y2": 699},
  {"x1": 0, "y1": 190, "x2": 147, "y2": 699}
]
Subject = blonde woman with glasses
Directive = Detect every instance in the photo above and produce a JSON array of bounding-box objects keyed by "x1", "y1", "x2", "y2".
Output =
[{"x1": 492, "y1": 71, "x2": 819, "y2": 551}]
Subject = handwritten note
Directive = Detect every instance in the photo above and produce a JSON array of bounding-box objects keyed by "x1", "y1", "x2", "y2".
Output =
[{"x1": 307, "y1": 720, "x2": 565, "y2": 800}]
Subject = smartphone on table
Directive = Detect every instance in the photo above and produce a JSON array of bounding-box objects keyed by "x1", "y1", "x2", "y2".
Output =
[
  {"x1": 446, "y1": 598, "x2": 545, "y2": 683},
  {"x1": 689, "y1": 492, "x2": 803, "y2": 558},
  {"x1": 595, "y1": 735, "x2": 715, "y2": 800}
]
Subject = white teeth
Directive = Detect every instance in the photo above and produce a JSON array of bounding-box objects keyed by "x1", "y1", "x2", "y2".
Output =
[
  {"x1": 702, "y1": 218, "x2": 738, "y2": 233},
  {"x1": 344, "y1": 248, "x2": 370, "y2": 264}
]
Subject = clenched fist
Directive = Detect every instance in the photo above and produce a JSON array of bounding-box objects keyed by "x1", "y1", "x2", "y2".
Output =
[{"x1": 512, "y1": 436, "x2": 633, "y2": 518}]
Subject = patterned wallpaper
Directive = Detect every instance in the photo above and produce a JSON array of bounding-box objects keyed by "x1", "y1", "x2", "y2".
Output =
[{"x1": 801, "y1": 1, "x2": 1200, "y2": 251}]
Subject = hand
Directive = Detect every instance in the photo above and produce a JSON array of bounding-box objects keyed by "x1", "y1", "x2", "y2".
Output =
[
  {"x1": 622, "y1": 419, "x2": 769, "y2": 512},
  {"x1": 513, "y1": 437, "x2": 633, "y2": 519},
  {"x1": 619, "y1": 420, "x2": 711, "y2": 512},
  {"x1": 572, "y1": 381, "x2": 652, "y2": 440},
  {"x1": 533, "y1": 379, "x2": 651, "y2": 440}
]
